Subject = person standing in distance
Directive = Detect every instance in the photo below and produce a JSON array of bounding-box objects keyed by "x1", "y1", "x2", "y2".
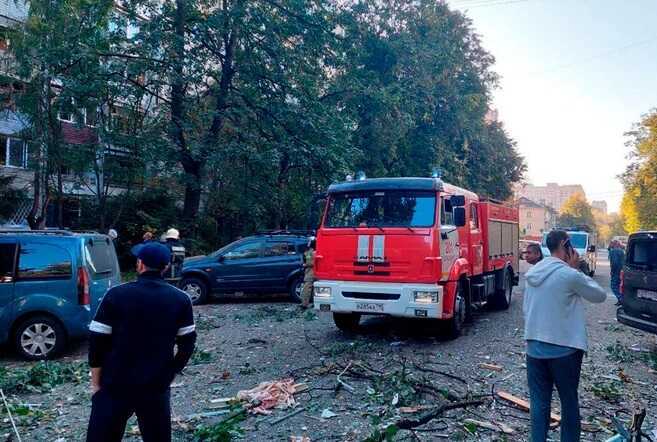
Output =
[
  {"x1": 86, "y1": 242, "x2": 196, "y2": 442},
  {"x1": 608, "y1": 240, "x2": 626, "y2": 306},
  {"x1": 524, "y1": 230, "x2": 606, "y2": 442},
  {"x1": 525, "y1": 243, "x2": 544, "y2": 265},
  {"x1": 300, "y1": 237, "x2": 316, "y2": 309}
]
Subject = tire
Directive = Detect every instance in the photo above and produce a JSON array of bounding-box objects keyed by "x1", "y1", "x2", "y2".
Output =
[
  {"x1": 579, "y1": 261, "x2": 591, "y2": 276},
  {"x1": 13, "y1": 315, "x2": 66, "y2": 360},
  {"x1": 180, "y1": 277, "x2": 209, "y2": 305},
  {"x1": 491, "y1": 271, "x2": 513, "y2": 310},
  {"x1": 333, "y1": 312, "x2": 361, "y2": 332},
  {"x1": 442, "y1": 281, "x2": 466, "y2": 339},
  {"x1": 289, "y1": 276, "x2": 304, "y2": 303}
]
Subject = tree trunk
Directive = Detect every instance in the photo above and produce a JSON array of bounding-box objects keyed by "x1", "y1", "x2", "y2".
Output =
[{"x1": 57, "y1": 167, "x2": 64, "y2": 228}]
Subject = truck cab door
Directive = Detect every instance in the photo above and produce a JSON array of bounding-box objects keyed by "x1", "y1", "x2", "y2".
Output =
[
  {"x1": 469, "y1": 203, "x2": 484, "y2": 275},
  {"x1": 0, "y1": 241, "x2": 18, "y2": 342}
]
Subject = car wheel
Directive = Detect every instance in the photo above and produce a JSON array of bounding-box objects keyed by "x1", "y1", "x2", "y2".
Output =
[
  {"x1": 442, "y1": 281, "x2": 466, "y2": 339},
  {"x1": 14, "y1": 316, "x2": 66, "y2": 360},
  {"x1": 333, "y1": 312, "x2": 361, "y2": 332},
  {"x1": 180, "y1": 277, "x2": 208, "y2": 305},
  {"x1": 289, "y1": 277, "x2": 304, "y2": 303}
]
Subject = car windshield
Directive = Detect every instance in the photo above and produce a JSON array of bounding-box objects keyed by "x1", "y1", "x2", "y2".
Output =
[
  {"x1": 628, "y1": 239, "x2": 657, "y2": 271},
  {"x1": 325, "y1": 191, "x2": 436, "y2": 228},
  {"x1": 542, "y1": 232, "x2": 588, "y2": 249}
]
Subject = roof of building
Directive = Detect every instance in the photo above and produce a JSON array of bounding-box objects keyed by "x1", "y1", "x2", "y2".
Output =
[{"x1": 517, "y1": 196, "x2": 546, "y2": 209}]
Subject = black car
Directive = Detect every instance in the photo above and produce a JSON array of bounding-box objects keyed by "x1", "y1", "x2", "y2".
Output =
[
  {"x1": 179, "y1": 233, "x2": 310, "y2": 305},
  {"x1": 617, "y1": 231, "x2": 657, "y2": 334}
]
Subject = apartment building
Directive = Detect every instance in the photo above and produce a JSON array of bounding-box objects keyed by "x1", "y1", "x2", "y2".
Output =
[
  {"x1": 517, "y1": 196, "x2": 557, "y2": 240},
  {"x1": 516, "y1": 182, "x2": 586, "y2": 213}
]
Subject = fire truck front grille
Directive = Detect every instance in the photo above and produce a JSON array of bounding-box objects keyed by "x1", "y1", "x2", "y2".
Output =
[{"x1": 342, "y1": 292, "x2": 401, "y2": 301}]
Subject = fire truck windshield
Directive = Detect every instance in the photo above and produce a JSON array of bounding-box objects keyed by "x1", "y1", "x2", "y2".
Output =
[{"x1": 324, "y1": 191, "x2": 436, "y2": 228}]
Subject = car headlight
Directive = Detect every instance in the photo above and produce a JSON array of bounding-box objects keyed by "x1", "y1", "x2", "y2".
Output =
[
  {"x1": 414, "y1": 291, "x2": 438, "y2": 304},
  {"x1": 314, "y1": 287, "x2": 332, "y2": 298}
]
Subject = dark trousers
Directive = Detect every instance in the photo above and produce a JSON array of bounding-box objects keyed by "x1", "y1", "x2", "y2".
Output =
[
  {"x1": 610, "y1": 272, "x2": 622, "y2": 302},
  {"x1": 526, "y1": 351, "x2": 583, "y2": 442},
  {"x1": 86, "y1": 388, "x2": 171, "y2": 442}
]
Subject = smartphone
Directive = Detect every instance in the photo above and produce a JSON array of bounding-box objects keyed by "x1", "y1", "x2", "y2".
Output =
[{"x1": 563, "y1": 239, "x2": 573, "y2": 260}]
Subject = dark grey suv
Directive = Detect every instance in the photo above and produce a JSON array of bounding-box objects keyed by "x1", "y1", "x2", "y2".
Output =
[
  {"x1": 179, "y1": 232, "x2": 310, "y2": 305},
  {"x1": 617, "y1": 231, "x2": 657, "y2": 334}
]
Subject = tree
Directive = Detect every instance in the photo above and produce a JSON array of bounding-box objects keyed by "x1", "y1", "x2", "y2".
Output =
[
  {"x1": 10, "y1": 0, "x2": 116, "y2": 228},
  {"x1": 620, "y1": 192, "x2": 641, "y2": 234},
  {"x1": 558, "y1": 193, "x2": 595, "y2": 228},
  {"x1": 621, "y1": 109, "x2": 657, "y2": 232},
  {"x1": 332, "y1": 0, "x2": 525, "y2": 199}
]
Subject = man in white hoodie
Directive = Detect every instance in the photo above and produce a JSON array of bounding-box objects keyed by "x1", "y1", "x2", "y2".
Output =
[{"x1": 524, "y1": 230, "x2": 607, "y2": 442}]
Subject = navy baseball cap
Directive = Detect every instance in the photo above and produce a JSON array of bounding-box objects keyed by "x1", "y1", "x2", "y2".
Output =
[{"x1": 131, "y1": 242, "x2": 171, "y2": 270}]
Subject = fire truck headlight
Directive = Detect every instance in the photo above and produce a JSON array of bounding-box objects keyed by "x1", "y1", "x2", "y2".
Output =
[
  {"x1": 314, "y1": 287, "x2": 332, "y2": 298},
  {"x1": 414, "y1": 291, "x2": 438, "y2": 304}
]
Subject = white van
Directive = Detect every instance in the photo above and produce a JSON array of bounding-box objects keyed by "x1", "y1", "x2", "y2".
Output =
[{"x1": 541, "y1": 230, "x2": 597, "y2": 276}]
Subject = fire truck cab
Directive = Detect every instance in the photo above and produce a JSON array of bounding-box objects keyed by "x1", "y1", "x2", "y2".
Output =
[{"x1": 313, "y1": 176, "x2": 519, "y2": 337}]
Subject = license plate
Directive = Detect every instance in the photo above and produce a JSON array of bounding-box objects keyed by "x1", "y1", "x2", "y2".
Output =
[
  {"x1": 355, "y1": 302, "x2": 384, "y2": 313},
  {"x1": 637, "y1": 289, "x2": 657, "y2": 301}
]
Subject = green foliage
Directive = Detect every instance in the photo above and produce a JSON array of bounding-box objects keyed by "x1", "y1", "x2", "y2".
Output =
[
  {"x1": 590, "y1": 380, "x2": 622, "y2": 403},
  {"x1": 558, "y1": 193, "x2": 596, "y2": 228},
  {"x1": 621, "y1": 110, "x2": 657, "y2": 232},
  {"x1": 0, "y1": 361, "x2": 87, "y2": 395},
  {"x1": 190, "y1": 349, "x2": 214, "y2": 366},
  {"x1": 10, "y1": 0, "x2": 525, "y2": 246},
  {"x1": 194, "y1": 410, "x2": 246, "y2": 441}
]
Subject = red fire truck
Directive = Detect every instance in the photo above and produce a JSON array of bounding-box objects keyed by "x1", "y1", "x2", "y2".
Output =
[{"x1": 313, "y1": 176, "x2": 519, "y2": 337}]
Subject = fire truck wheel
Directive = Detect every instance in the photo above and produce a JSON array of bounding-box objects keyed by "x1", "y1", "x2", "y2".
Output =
[
  {"x1": 180, "y1": 277, "x2": 208, "y2": 305},
  {"x1": 333, "y1": 313, "x2": 361, "y2": 332},
  {"x1": 491, "y1": 270, "x2": 513, "y2": 310},
  {"x1": 442, "y1": 282, "x2": 465, "y2": 339}
]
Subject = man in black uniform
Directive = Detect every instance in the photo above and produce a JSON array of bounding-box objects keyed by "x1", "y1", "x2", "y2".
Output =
[{"x1": 86, "y1": 242, "x2": 196, "y2": 442}]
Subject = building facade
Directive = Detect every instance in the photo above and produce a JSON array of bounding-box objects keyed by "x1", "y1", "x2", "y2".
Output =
[
  {"x1": 591, "y1": 200, "x2": 608, "y2": 214},
  {"x1": 516, "y1": 182, "x2": 586, "y2": 213},
  {"x1": 517, "y1": 196, "x2": 556, "y2": 240}
]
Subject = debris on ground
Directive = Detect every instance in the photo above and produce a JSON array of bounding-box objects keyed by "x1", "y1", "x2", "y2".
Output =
[{"x1": 235, "y1": 379, "x2": 307, "y2": 415}]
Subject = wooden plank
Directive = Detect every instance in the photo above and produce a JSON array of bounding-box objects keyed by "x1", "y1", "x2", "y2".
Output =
[
  {"x1": 479, "y1": 363, "x2": 503, "y2": 372},
  {"x1": 497, "y1": 390, "x2": 561, "y2": 423}
]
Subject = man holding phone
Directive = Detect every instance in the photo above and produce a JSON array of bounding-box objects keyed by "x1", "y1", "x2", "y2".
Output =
[{"x1": 523, "y1": 230, "x2": 606, "y2": 442}]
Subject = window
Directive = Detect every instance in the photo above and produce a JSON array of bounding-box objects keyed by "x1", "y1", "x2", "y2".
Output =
[
  {"x1": 18, "y1": 243, "x2": 72, "y2": 279},
  {"x1": 264, "y1": 242, "x2": 295, "y2": 257},
  {"x1": 224, "y1": 242, "x2": 262, "y2": 261},
  {"x1": 325, "y1": 191, "x2": 436, "y2": 228},
  {"x1": 470, "y1": 204, "x2": 479, "y2": 229},
  {"x1": 0, "y1": 243, "x2": 17, "y2": 282},
  {"x1": 441, "y1": 197, "x2": 454, "y2": 226},
  {"x1": 628, "y1": 240, "x2": 657, "y2": 271},
  {"x1": 0, "y1": 136, "x2": 27, "y2": 168},
  {"x1": 526, "y1": 211, "x2": 532, "y2": 218},
  {"x1": 84, "y1": 238, "x2": 118, "y2": 279}
]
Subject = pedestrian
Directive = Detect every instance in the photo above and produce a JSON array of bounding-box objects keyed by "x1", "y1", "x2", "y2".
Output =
[
  {"x1": 525, "y1": 243, "x2": 543, "y2": 265},
  {"x1": 162, "y1": 228, "x2": 186, "y2": 283},
  {"x1": 300, "y1": 237, "x2": 316, "y2": 308},
  {"x1": 142, "y1": 231, "x2": 154, "y2": 243},
  {"x1": 86, "y1": 241, "x2": 196, "y2": 442},
  {"x1": 608, "y1": 240, "x2": 626, "y2": 306},
  {"x1": 523, "y1": 230, "x2": 607, "y2": 442}
]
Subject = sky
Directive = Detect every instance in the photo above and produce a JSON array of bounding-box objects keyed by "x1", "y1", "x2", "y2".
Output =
[{"x1": 448, "y1": 0, "x2": 657, "y2": 212}]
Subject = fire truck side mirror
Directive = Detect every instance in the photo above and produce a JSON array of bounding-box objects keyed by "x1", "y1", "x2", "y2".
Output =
[{"x1": 454, "y1": 207, "x2": 466, "y2": 227}]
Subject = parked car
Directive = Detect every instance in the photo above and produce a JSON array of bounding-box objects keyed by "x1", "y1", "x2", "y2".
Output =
[
  {"x1": 0, "y1": 230, "x2": 121, "y2": 359},
  {"x1": 617, "y1": 231, "x2": 657, "y2": 334},
  {"x1": 179, "y1": 232, "x2": 310, "y2": 305}
]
